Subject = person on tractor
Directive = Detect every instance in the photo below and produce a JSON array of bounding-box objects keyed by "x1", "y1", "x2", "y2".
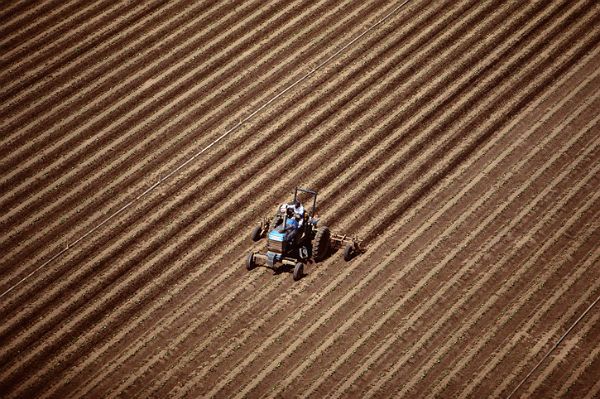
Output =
[
  {"x1": 271, "y1": 203, "x2": 289, "y2": 230},
  {"x1": 291, "y1": 199, "x2": 304, "y2": 217},
  {"x1": 283, "y1": 207, "x2": 299, "y2": 244},
  {"x1": 289, "y1": 199, "x2": 305, "y2": 227}
]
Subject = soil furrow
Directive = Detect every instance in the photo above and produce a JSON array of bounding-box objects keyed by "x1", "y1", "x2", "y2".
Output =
[
  {"x1": 0, "y1": 0, "x2": 446, "y2": 356},
  {"x1": 341, "y1": 0, "x2": 598, "y2": 240},
  {"x1": 314, "y1": 0, "x2": 552, "y2": 228},
  {"x1": 238, "y1": 162, "x2": 600, "y2": 396},
  {"x1": 274, "y1": 28, "x2": 600, "y2": 394},
  {"x1": 487, "y1": 276, "x2": 600, "y2": 399},
  {"x1": 0, "y1": 0, "x2": 462, "y2": 390},
  {"x1": 3, "y1": 0, "x2": 502, "y2": 394},
  {"x1": 358, "y1": 145, "x2": 600, "y2": 399},
  {"x1": 394, "y1": 186, "x2": 600, "y2": 399},
  {"x1": 0, "y1": 0, "x2": 35, "y2": 23},
  {"x1": 0, "y1": 0, "x2": 167, "y2": 95},
  {"x1": 38, "y1": 0, "x2": 492, "y2": 396},
  {"x1": 2, "y1": 0, "x2": 598, "y2": 396},
  {"x1": 0, "y1": 0, "x2": 332, "y2": 280},
  {"x1": 171, "y1": 4, "x2": 596, "y2": 396},
  {"x1": 0, "y1": 0, "x2": 84, "y2": 51},
  {"x1": 311, "y1": 0, "x2": 538, "y2": 214},
  {"x1": 122, "y1": 0, "x2": 548, "y2": 394},
  {"x1": 110, "y1": 23, "x2": 596, "y2": 398},
  {"x1": 299, "y1": 69, "x2": 600, "y2": 399},
  {"x1": 259, "y1": 87, "x2": 600, "y2": 399},
  {"x1": 0, "y1": 0, "x2": 286, "y2": 195},
  {"x1": 0, "y1": 0, "x2": 233, "y2": 148},
  {"x1": 486, "y1": 272, "x2": 599, "y2": 397},
  {"x1": 526, "y1": 312, "x2": 600, "y2": 396},
  {"x1": 0, "y1": 0, "x2": 378, "y2": 278},
  {"x1": 585, "y1": 379, "x2": 600, "y2": 399},
  {"x1": 513, "y1": 289, "x2": 600, "y2": 398},
  {"x1": 0, "y1": 0, "x2": 429, "y2": 328},
  {"x1": 556, "y1": 336, "x2": 600, "y2": 398},
  {"x1": 413, "y1": 87, "x2": 600, "y2": 399},
  {"x1": 0, "y1": 0, "x2": 432, "y2": 394},
  {"x1": 0, "y1": 0, "x2": 148, "y2": 97},
  {"x1": 0, "y1": 0, "x2": 468, "y2": 312}
]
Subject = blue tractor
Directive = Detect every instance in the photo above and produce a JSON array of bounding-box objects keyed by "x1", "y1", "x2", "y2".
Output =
[{"x1": 246, "y1": 187, "x2": 362, "y2": 281}]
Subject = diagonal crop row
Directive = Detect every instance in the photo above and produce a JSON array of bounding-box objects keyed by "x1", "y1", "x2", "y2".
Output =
[
  {"x1": 0, "y1": 0, "x2": 418, "y2": 322},
  {"x1": 2, "y1": 0, "x2": 472, "y2": 390},
  {"x1": 298, "y1": 68, "x2": 600, "y2": 399},
  {"x1": 313, "y1": 0, "x2": 561, "y2": 223},
  {"x1": 0, "y1": 0, "x2": 163, "y2": 96},
  {"x1": 0, "y1": 0, "x2": 83, "y2": 52},
  {"x1": 0, "y1": 0, "x2": 468, "y2": 322},
  {"x1": 0, "y1": 0, "x2": 356, "y2": 284},
  {"x1": 3, "y1": 0, "x2": 596, "y2": 396},
  {"x1": 555, "y1": 313, "x2": 600, "y2": 399},
  {"x1": 3, "y1": 0, "x2": 510, "y2": 394},
  {"x1": 91, "y1": 0, "x2": 536, "y2": 394},
  {"x1": 246, "y1": 18, "x2": 600, "y2": 394},
  {"x1": 175, "y1": 7, "x2": 600, "y2": 396},
  {"x1": 337, "y1": 0, "x2": 598, "y2": 239},
  {"x1": 2, "y1": 0, "x2": 598, "y2": 397},
  {"x1": 427, "y1": 172, "x2": 594, "y2": 395},
  {"x1": 487, "y1": 256, "x2": 600, "y2": 398},
  {"x1": 0, "y1": 0, "x2": 171, "y2": 96},
  {"x1": 325, "y1": 114, "x2": 600, "y2": 398},
  {"x1": 70, "y1": 9, "x2": 600, "y2": 396},
  {"x1": 0, "y1": 0, "x2": 390, "y2": 284},
  {"x1": 0, "y1": 0, "x2": 448, "y2": 354},
  {"x1": 42, "y1": 0, "x2": 506, "y2": 396},
  {"x1": 527, "y1": 311, "x2": 600, "y2": 397},
  {"x1": 416, "y1": 97, "x2": 600, "y2": 399},
  {"x1": 389, "y1": 164, "x2": 600, "y2": 399},
  {"x1": 0, "y1": 0, "x2": 305, "y2": 221},
  {"x1": 264, "y1": 80, "x2": 600, "y2": 399},
  {"x1": 191, "y1": 11, "x2": 600, "y2": 396},
  {"x1": 313, "y1": 0, "x2": 537, "y2": 214},
  {"x1": 0, "y1": 0, "x2": 448, "y2": 392},
  {"x1": 487, "y1": 253, "x2": 600, "y2": 399},
  {"x1": 0, "y1": 0, "x2": 238, "y2": 147},
  {"x1": 0, "y1": 0, "x2": 49, "y2": 32},
  {"x1": 0, "y1": 0, "x2": 104, "y2": 60}
]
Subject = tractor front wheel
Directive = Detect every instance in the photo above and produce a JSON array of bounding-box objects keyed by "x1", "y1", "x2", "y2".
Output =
[
  {"x1": 246, "y1": 252, "x2": 256, "y2": 270},
  {"x1": 251, "y1": 225, "x2": 262, "y2": 242},
  {"x1": 293, "y1": 262, "x2": 304, "y2": 281}
]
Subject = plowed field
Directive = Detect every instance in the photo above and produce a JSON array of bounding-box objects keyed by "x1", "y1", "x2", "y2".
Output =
[{"x1": 1, "y1": 0, "x2": 599, "y2": 397}]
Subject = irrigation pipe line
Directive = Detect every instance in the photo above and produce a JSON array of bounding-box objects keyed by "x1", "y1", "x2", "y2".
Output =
[
  {"x1": 506, "y1": 293, "x2": 600, "y2": 399},
  {"x1": 0, "y1": 0, "x2": 413, "y2": 301}
]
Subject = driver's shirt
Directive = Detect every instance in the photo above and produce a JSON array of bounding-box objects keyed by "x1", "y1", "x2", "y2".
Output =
[{"x1": 285, "y1": 217, "x2": 299, "y2": 231}]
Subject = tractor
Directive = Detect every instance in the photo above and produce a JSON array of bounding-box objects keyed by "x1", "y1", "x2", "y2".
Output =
[{"x1": 246, "y1": 187, "x2": 362, "y2": 281}]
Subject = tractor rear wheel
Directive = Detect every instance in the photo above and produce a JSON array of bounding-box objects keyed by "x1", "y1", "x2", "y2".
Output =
[
  {"x1": 343, "y1": 244, "x2": 354, "y2": 261},
  {"x1": 293, "y1": 262, "x2": 304, "y2": 281},
  {"x1": 251, "y1": 225, "x2": 262, "y2": 242},
  {"x1": 312, "y1": 226, "x2": 330, "y2": 262},
  {"x1": 246, "y1": 252, "x2": 256, "y2": 270}
]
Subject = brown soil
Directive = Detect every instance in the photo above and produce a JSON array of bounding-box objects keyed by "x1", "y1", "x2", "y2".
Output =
[{"x1": 1, "y1": 0, "x2": 598, "y2": 398}]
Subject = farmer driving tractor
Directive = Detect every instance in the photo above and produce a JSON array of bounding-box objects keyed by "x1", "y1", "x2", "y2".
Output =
[
  {"x1": 283, "y1": 206, "x2": 299, "y2": 244},
  {"x1": 247, "y1": 187, "x2": 363, "y2": 281}
]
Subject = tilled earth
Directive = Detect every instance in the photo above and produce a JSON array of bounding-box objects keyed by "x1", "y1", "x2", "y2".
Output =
[{"x1": 1, "y1": 0, "x2": 599, "y2": 397}]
